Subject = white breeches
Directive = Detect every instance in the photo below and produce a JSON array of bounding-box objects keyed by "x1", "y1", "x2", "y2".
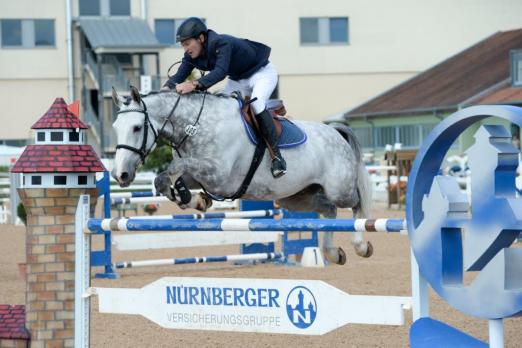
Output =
[{"x1": 222, "y1": 62, "x2": 278, "y2": 114}]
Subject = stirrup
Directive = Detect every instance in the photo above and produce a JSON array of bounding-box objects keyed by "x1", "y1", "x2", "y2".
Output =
[{"x1": 271, "y1": 158, "x2": 287, "y2": 178}]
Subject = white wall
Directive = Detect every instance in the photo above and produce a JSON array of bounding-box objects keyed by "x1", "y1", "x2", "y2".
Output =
[{"x1": 2, "y1": 0, "x2": 522, "y2": 138}]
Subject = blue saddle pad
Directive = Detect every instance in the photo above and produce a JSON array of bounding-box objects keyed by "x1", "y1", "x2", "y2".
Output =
[{"x1": 239, "y1": 106, "x2": 307, "y2": 149}]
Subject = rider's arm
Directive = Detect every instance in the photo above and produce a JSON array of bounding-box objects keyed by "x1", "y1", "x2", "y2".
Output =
[
  {"x1": 197, "y1": 40, "x2": 232, "y2": 90},
  {"x1": 163, "y1": 56, "x2": 194, "y2": 89}
]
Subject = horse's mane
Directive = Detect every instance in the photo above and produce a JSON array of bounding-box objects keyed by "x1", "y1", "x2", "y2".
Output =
[{"x1": 141, "y1": 89, "x2": 232, "y2": 101}]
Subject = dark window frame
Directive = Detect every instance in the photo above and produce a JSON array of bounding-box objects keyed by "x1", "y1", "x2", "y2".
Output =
[
  {"x1": 37, "y1": 132, "x2": 46, "y2": 142},
  {"x1": 54, "y1": 175, "x2": 67, "y2": 185},
  {"x1": 31, "y1": 176, "x2": 42, "y2": 185},
  {"x1": 50, "y1": 131, "x2": 64, "y2": 142},
  {"x1": 78, "y1": 175, "x2": 88, "y2": 185},
  {"x1": 69, "y1": 131, "x2": 80, "y2": 142}
]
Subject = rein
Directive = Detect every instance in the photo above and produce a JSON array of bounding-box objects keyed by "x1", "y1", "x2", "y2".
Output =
[
  {"x1": 115, "y1": 90, "x2": 206, "y2": 162},
  {"x1": 115, "y1": 90, "x2": 262, "y2": 203}
]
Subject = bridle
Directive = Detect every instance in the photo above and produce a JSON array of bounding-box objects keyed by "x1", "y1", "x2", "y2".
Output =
[{"x1": 115, "y1": 90, "x2": 206, "y2": 163}]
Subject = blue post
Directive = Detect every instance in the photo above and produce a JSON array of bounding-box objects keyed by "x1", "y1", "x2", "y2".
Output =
[
  {"x1": 282, "y1": 210, "x2": 319, "y2": 263},
  {"x1": 93, "y1": 171, "x2": 119, "y2": 279},
  {"x1": 239, "y1": 200, "x2": 276, "y2": 257}
]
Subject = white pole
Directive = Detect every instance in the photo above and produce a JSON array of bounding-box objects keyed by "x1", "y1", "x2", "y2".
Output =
[
  {"x1": 489, "y1": 319, "x2": 504, "y2": 348},
  {"x1": 74, "y1": 195, "x2": 91, "y2": 348},
  {"x1": 410, "y1": 248, "x2": 429, "y2": 320}
]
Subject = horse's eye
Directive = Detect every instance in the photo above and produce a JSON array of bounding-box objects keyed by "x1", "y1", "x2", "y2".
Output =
[{"x1": 133, "y1": 126, "x2": 142, "y2": 133}]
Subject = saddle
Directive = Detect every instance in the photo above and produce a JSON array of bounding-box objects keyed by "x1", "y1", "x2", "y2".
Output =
[
  {"x1": 232, "y1": 93, "x2": 307, "y2": 149},
  {"x1": 241, "y1": 96, "x2": 286, "y2": 138}
]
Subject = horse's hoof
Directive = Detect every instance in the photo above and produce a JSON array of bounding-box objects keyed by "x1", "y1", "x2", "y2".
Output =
[
  {"x1": 363, "y1": 241, "x2": 374, "y2": 258},
  {"x1": 202, "y1": 194, "x2": 213, "y2": 210},
  {"x1": 337, "y1": 247, "x2": 347, "y2": 265},
  {"x1": 194, "y1": 194, "x2": 211, "y2": 212},
  {"x1": 324, "y1": 247, "x2": 346, "y2": 265}
]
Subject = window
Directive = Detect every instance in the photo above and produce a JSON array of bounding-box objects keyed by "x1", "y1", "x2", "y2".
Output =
[
  {"x1": 50, "y1": 132, "x2": 63, "y2": 141},
  {"x1": 69, "y1": 131, "x2": 80, "y2": 142},
  {"x1": 37, "y1": 132, "x2": 46, "y2": 142},
  {"x1": 155, "y1": 19, "x2": 176, "y2": 45},
  {"x1": 300, "y1": 17, "x2": 349, "y2": 45},
  {"x1": 154, "y1": 18, "x2": 205, "y2": 45},
  {"x1": 375, "y1": 126, "x2": 396, "y2": 147},
  {"x1": 110, "y1": 0, "x2": 130, "y2": 16},
  {"x1": 31, "y1": 176, "x2": 42, "y2": 185},
  {"x1": 512, "y1": 50, "x2": 522, "y2": 87},
  {"x1": 78, "y1": 175, "x2": 88, "y2": 185},
  {"x1": 54, "y1": 176, "x2": 67, "y2": 185},
  {"x1": 1, "y1": 19, "x2": 55, "y2": 48},
  {"x1": 80, "y1": 0, "x2": 100, "y2": 16},
  {"x1": 34, "y1": 20, "x2": 55, "y2": 46},
  {"x1": 1, "y1": 20, "x2": 22, "y2": 46},
  {"x1": 352, "y1": 127, "x2": 373, "y2": 149},
  {"x1": 80, "y1": 0, "x2": 130, "y2": 16},
  {"x1": 398, "y1": 125, "x2": 420, "y2": 147},
  {"x1": 421, "y1": 124, "x2": 437, "y2": 140}
]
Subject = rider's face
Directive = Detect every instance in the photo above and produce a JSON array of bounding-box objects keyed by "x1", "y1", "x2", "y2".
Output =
[{"x1": 181, "y1": 35, "x2": 205, "y2": 59}]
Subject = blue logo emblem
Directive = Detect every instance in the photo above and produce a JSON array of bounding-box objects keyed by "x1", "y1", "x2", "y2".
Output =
[
  {"x1": 285, "y1": 286, "x2": 317, "y2": 329},
  {"x1": 407, "y1": 105, "x2": 522, "y2": 319}
]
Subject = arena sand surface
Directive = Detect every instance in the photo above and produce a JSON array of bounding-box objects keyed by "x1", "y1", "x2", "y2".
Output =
[{"x1": 1, "y1": 201, "x2": 521, "y2": 347}]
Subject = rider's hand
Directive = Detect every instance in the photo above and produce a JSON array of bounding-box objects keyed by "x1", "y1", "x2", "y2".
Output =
[{"x1": 175, "y1": 81, "x2": 198, "y2": 94}]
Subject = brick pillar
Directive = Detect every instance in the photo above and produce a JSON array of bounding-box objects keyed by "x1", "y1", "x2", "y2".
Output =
[{"x1": 18, "y1": 188, "x2": 98, "y2": 348}]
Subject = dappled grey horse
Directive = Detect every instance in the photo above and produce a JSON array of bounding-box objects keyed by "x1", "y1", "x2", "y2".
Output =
[{"x1": 111, "y1": 87, "x2": 373, "y2": 264}]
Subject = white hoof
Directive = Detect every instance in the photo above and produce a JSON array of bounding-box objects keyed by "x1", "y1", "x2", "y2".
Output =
[
  {"x1": 323, "y1": 247, "x2": 347, "y2": 265},
  {"x1": 354, "y1": 241, "x2": 373, "y2": 258}
]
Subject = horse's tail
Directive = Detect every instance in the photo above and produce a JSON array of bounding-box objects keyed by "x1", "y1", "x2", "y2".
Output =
[{"x1": 329, "y1": 123, "x2": 372, "y2": 218}]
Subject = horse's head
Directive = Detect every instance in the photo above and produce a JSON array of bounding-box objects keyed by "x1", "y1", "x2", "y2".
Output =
[{"x1": 111, "y1": 86, "x2": 158, "y2": 187}]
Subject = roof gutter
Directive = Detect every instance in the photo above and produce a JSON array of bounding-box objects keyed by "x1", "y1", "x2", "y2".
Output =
[{"x1": 345, "y1": 105, "x2": 459, "y2": 120}]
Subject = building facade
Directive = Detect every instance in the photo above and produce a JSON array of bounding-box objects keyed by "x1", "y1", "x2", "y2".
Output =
[{"x1": 1, "y1": 0, "x2": 522, "y2": 155}]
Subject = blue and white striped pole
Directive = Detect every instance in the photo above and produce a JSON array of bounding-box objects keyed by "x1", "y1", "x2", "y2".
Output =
[
  {"x1": 128, "y1": 209, "x2": 283, "y2": 220},
  {"x1": 113, "y1": 252, "x2": 283, "y2": 269},
  {"x1": 88, "y1": 218, "x2": 406, "y2": 233}
]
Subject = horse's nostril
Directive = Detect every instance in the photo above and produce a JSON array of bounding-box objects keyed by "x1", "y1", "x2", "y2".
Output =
[{"x1": 121, "y1": 172, "x2": 129, "y2": 181}]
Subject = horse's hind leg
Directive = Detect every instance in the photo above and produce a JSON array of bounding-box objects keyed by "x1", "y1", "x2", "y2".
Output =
[
  {"x1": 351, "y1": 201, "x2": 373, "y2": 258},
  {"x1": 277, "y1": 185, "x2": 347, "y2": 265},
  {"x1": 323, "y1": 181, "x2": 373, "y2": 259}
]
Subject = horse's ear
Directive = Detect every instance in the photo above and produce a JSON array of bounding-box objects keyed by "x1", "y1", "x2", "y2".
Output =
[
  {"x1": 112, "y1": 87, "x2": 123, "y2": 108},
  {"x1": 130, "y1": 86, "x2": 141, "y2": 104}
]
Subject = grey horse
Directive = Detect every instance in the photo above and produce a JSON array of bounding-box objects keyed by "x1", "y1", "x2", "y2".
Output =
[{"x1": 111, "y1": 87, "x2": 373, "y2": 264}]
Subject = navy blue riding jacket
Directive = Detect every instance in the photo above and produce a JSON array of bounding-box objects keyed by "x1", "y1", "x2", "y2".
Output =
[{"x1": 164, "y1": 30, "x2": 271, "y2": 90}]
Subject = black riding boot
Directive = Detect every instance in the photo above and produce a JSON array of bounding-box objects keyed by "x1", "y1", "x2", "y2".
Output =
[
  {"x1": 255, "y1": 109, "x2": 287, "y2": 178},
  {"x1": 171, "y1": 177, "x2": 192, "y2": 204}
]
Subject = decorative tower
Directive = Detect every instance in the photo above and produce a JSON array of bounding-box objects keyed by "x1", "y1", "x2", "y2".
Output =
[{"x1": 10, "y1": 98, "x2": 105, "y2": 347}]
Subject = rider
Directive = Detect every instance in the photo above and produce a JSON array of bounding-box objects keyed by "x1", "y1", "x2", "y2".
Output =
[{"x1": 162, "y1": 17, "x2": 286, "y2": 178}]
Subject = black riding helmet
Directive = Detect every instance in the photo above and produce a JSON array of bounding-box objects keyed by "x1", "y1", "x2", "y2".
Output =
[{"x1": 176, "y1": 17, "x2": 207, "y2": 42}]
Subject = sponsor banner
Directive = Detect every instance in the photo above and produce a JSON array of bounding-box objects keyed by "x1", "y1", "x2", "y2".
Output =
[{"x1": 93, "y1": 277, "x2": 411, "y2": 335}]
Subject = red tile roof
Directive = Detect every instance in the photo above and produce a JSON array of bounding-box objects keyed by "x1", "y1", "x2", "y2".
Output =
[
  {"x1": 346, "y1": 29, "x2": 522, "y2": 118},
  {"x1": 11, "y1": 145, "x2": 106, "y2": 173},
  {"x1": 0, "y1": 305, "x2": 29, "y2": 340},
  {"x1": 474, "y1": 82, "x2": 522, "y2": 104},
  {"x1": 31, "y1": 98, "x2": 88, "y2": 129}
]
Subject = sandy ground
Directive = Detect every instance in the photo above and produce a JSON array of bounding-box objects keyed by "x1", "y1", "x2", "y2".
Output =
[{"x1": 1, "y1": 201, "x2": 521, "y2": 347}]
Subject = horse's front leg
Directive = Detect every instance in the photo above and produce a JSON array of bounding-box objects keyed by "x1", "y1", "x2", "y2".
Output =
[{"x1": 154, "y1": 158, "x2": 215, "y2": 212}]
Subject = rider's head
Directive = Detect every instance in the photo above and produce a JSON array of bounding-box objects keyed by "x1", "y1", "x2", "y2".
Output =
[{"x1": 176, "y1": 17, "x2": 207, "y2": 59}]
